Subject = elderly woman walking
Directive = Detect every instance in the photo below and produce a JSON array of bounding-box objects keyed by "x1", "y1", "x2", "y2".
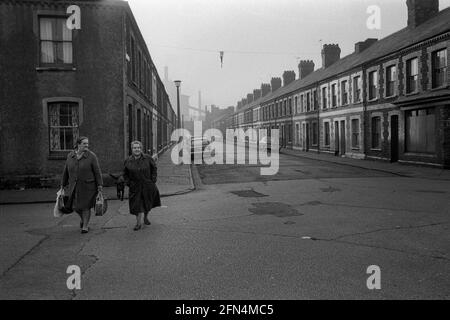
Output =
[
  {"x1": 120, "y1": 141, "x2": 161, "y2": 231},
  {"x1": 61, "y1": 136, "x2": 103, "y2": 234}
]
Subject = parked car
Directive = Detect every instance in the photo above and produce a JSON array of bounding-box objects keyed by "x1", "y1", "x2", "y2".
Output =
[{"x1": 191, "y1": 136, "x2": 210, "y2": 160}]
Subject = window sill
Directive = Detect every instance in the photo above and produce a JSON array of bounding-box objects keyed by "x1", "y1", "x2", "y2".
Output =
[
  {"x1": 430, "y1": 85, "x2": 448, "y2": 91},
  {"x1": 384, "y1": 94, "x2": 397, "y2": 99},
  {"x1": 368, "y1": 98, "x2": 378, "y2": 102},
  {"x1": 351, "y1": 147, "x2": 360, "y2": 151},
  {"x1": 404, "y1": 91, "x2": 419, "y2": 97},
  {"x1": 404, "y1": 152, "x2": 436, "y2": 158},
  {"x1": 36, "y1": 67, "x2": 76, "y2": 72},
  {"x1": 370, "y1": 148, "x2": 382, "y2": 151}
]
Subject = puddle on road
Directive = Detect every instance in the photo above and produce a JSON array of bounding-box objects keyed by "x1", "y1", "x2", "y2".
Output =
[
  {"x1": 248, "y1": 202, "x2": 303, "y2": 217},
  {"x1": 230, "y1": 190, "x2": 268, "y2": 198}
]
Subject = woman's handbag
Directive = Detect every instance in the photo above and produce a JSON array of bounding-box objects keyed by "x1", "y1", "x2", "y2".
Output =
[{"x1": 95, "y1": 191, "x2": 108, "y2": 216}]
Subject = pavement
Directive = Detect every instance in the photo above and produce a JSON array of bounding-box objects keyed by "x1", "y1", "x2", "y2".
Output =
[
  {"x1": 0, "y1": 146, "x2": 194, "y2": 205},
  {"x1": 280, "y1": 148, "x2": 450, "y2": 181},
  {"x1": 1, "y1": 150, "x2": 449, "y2": 299}
]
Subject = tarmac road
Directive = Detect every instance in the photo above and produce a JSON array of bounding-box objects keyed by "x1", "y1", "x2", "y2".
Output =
[{"x1": 0, "y1": 151, "x2": 449, "y2": 299}]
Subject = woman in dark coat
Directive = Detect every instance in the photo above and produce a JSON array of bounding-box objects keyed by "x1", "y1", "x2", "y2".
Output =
[
  {"x1": 61, "y1": 136, "x2": 103, "y2": 234},
  {"x1": 120, "y1": 140, "x2": 161, "y2": 231}
]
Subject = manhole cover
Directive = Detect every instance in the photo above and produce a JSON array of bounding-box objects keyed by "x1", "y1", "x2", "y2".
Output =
[
  {"x1": 249, "y1": 202, "x2": 303, "y2": 217},
  {"x1": 230, "y1": 190, "x2": 268, "y2": 198}
]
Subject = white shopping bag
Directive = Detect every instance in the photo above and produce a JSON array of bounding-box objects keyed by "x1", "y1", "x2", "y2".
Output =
[{"x1": 53, "y1": 188, "x2": 64, "y2": 218}]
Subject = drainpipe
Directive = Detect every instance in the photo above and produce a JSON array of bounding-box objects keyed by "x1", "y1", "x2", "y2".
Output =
[
  {"x1": 316, "y1": 83, "x2": 320, "y2": 154},
  {"x1": 362, "y1": 65, "x2": 367, "y2": 158}
]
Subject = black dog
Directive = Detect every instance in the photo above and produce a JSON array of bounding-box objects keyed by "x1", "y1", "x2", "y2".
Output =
[{"x1": 109, "y1": 173, "x2": 125, "y2": 201}]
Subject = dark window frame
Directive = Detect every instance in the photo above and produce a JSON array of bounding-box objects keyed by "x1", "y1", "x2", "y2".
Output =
[
  {"x1": 38, "y1": 15, "x2": 73, "y2": 68},
  {"x1": 386, "y1": 65, "x2": 396, "y2": 97},
  {"x1": 432, "y1": 49, "x2": 447, "y2": 89},
  {"x1": 406, "y1": 58, "x2": 419, "y2": 94},
  {"x1": 368, "y1": 71, "x2": 378, "y2": 100},
  {"x1": 371, "y1": 116, "x2": 381, "y2": 149}
]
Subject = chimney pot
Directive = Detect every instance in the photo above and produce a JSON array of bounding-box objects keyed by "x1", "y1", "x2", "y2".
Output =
[
  {"x1": 261, "y1": 83, "x2": 271, "y2": 97},
  {"x1": 298, "y1": 60, "x2": 315, "y2": 79},
  {"x1": 282, "y1": 70, "x2": 296, "y2": 86},
  {"x1": 253, "y1": 89, "x2": 261, "y2": 100},
  {"x1": 354, "y1": 38, "x2": 378, "y2": 54},
  {"x1": 407, "y1": 0, "x2": 439, "y2": 28},
  {"x1": 270, "y1": 77, "x2": 282, "y2": 92},
  {"x1": 321, "y1": 44, "x2": 341, "y2": 68}
]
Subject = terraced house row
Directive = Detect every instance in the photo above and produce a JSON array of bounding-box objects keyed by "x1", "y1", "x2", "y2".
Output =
[
  {"x1": 226, "y1": 0, "x2": 450, "y2": 168},
  {"x1": 0, "y1": 0, "x2": 177, "y2": 186}
]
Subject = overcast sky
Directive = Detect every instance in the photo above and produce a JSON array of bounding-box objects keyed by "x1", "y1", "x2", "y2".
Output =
[{"x1": 127, "y1": 0, "x2": 450, "y2": 109}]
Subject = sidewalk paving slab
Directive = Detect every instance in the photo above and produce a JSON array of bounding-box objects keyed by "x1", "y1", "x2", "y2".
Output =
[{"x1": 281, "y1": 148, "x2": 450, "y2": 181}]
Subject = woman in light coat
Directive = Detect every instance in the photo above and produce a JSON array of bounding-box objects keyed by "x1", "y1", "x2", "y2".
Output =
[{"x1": 61, "y1": 136, "x2": 103, "y2": 233}]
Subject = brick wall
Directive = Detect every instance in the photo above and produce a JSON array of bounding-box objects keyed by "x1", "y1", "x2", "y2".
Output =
[{"x1": 0, "y1": 2, "x2": 126, "y2": 178}]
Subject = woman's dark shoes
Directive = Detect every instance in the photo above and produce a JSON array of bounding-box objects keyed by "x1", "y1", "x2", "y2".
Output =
[
  {"x1": 81, "y1": 227, "x2": 89, "y2": 234},
  {"x1": 80, "y1": 221, "x2": 83, "y2": 229},
  {"x1": 133, "y1": 224, "x2": 142, "y2": 231},
  {"x1": 144, "y1": 217, "x2": 151, "y2": 225}
]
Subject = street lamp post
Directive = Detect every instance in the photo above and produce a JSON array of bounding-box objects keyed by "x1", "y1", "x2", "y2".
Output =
[{"x1": 174, "y1": 80, "x2": 181, "y2": 129}]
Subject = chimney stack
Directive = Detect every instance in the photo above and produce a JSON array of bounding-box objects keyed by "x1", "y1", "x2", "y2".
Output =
[
  {"x1": 261, "y1": 83, "x2": 271, "y2": 97},
  {"x1": 282, "y1": 70, "x2": 296, "y2": 86},
  {"x1": 407, "y1": 0, "x2": 439, "y2": 28},
  {"x1": 247, "y1": 93, "x2": 254, "y2": 104},
  {"x1": 242, "y1": 98, "x2": 247, "y2": 106},
  {"x1": 237, "y1": 101, "x2": 242, "y2": 109},
  {"x1": 270, "y1": 77, "x2": 282, "y2": 92},
  {"x1": 321, "y1": 44, "x2": 341, "y2": 68},
  {"x1": 253, "y1": 89, "x2": 261, "y2": 100},
  {"x1": 355, "y1": 38, "x2": 378, "y2": 54},
  {"x1": 298, "y1": 60, "x2": 315, "y2": 80}
]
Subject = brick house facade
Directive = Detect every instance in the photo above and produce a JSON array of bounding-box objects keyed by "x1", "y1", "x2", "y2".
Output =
[
  {"x1": 0, "y1": 0, "x2": 177, "y2": 186},
  {"x1": 227, "y1": 0, "x2": 450, "y2": 168}
]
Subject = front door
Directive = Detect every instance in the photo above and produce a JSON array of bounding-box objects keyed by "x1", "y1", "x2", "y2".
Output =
[
  {"x1": 305, "y1": 123, "x2": 310, "y2": 151},
  {"x1": 391, "y1": 115, "x2": 399, "y2": 162},
  {"x1": 334, "y1": 121, "x2": 339, "y2": 156}
]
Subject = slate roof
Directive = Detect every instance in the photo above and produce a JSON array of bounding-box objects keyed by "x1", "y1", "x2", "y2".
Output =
[{"x1": 234, "y1": 6, "x2": 450, "y2": 114}]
